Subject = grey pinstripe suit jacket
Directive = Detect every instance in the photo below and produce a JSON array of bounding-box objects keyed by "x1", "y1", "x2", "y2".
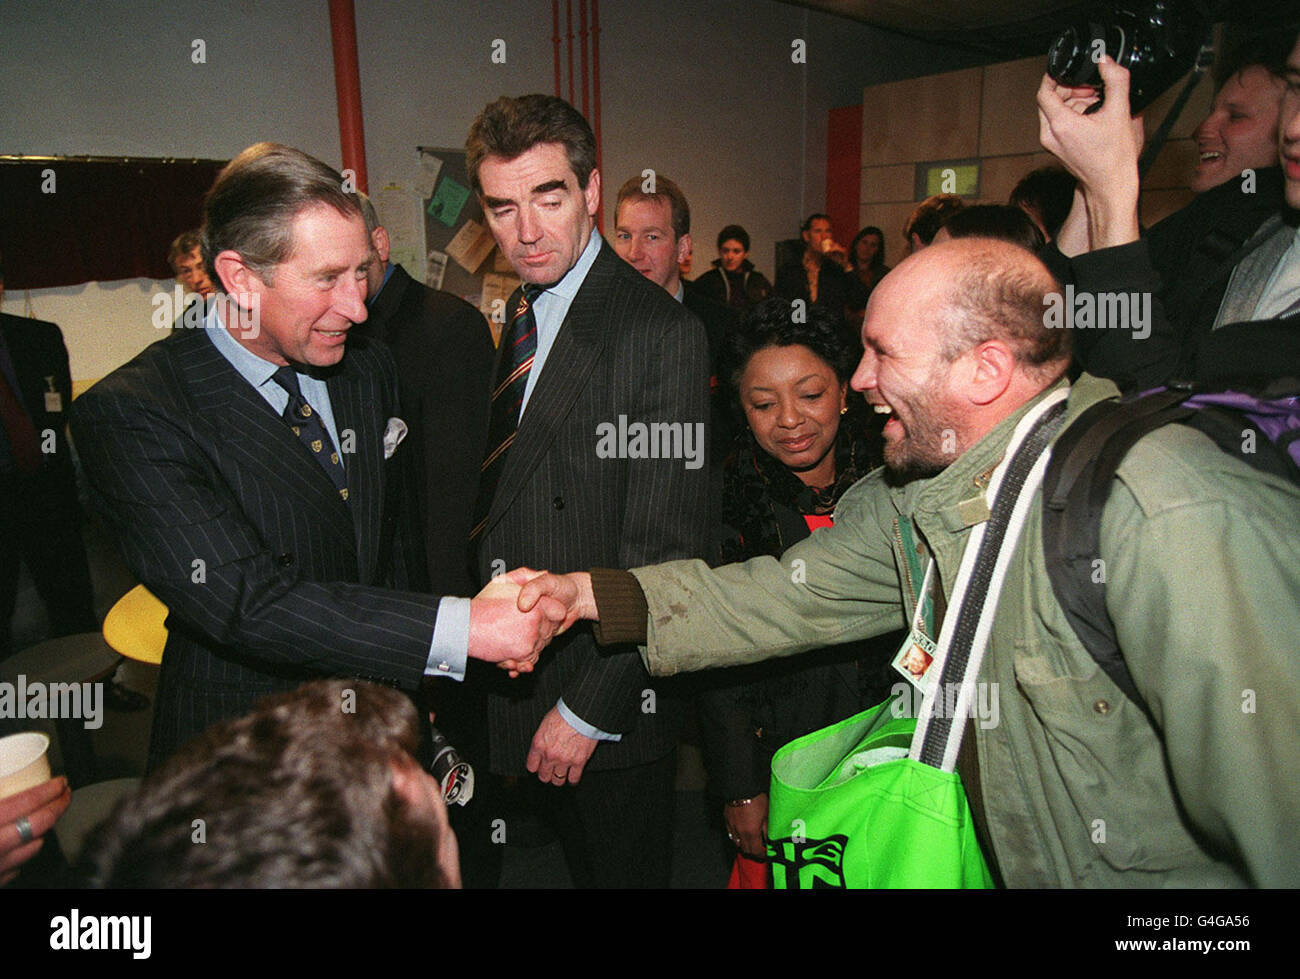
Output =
[
  {"x1": 476, "y1": 239, "x2": 712, "y2": 775},
  {"x1": 70, "y1": 326, "x2": 442, "y2": 768}
]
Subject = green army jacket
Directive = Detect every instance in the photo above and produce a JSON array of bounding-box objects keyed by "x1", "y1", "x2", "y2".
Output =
[{"x1": 631, "y1": 374, "x2": 1300, "y2": 886}]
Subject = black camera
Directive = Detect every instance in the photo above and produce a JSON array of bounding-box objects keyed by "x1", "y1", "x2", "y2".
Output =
[{"x1": 1047, "y1": 0, "x2": 1211, "y2": 113}]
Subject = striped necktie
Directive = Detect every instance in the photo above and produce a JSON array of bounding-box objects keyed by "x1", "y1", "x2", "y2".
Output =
[
  {"x1": 470, "y1": 284, "x2": 541, "y2": 539},
  {"x1": 271, "y1": 366, "x2": 350, "y2": 504}
]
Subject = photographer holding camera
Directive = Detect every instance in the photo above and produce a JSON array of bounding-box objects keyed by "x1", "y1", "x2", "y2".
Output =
[{"x1": 1038, "y1": 17, "x2": 1300, "y2": 390}]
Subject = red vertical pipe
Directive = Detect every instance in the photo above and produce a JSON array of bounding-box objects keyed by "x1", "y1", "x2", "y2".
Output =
[
  {"x1": 827, "y1": 105, "x2": 863, "y2": 248},
  {"x1": 592, "y1": 0, "x2": 602, "y2": 231},
  {"x1": 328, "y1": 0, "x2": 368, "y2": 193},
  {"x1": 579, "y1": 0, "x2": 590, "y2": 118},
  {"x1": 553, "y1": 1, "x2": 562, "y2": 97},
  {"x1": 566, "y1": 0, "x2": 575, "y2": 106}
]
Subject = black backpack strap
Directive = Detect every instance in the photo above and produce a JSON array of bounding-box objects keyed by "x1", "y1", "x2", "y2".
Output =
[{"x1": 1042, "y1": 390, "x2": 1195, "y2": 725}]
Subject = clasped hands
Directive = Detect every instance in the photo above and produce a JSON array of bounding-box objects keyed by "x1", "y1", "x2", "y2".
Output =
[{"x1": 467, "y1": 568, "x2": 595, "y2": 676}]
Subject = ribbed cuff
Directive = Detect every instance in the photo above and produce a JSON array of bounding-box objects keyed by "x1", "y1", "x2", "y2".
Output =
[{"x1": 589, "y1": 567, "x2": 648, "y2": 645}]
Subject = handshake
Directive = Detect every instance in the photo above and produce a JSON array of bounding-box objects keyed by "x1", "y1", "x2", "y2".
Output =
[{"x1": 466, "y1": 568, "x2": 597, "y2": 676}]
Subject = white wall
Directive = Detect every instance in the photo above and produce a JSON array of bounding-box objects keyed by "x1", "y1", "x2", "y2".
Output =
[{"x1": 0, "y1": 0, "x2": 976, "y2": 385}]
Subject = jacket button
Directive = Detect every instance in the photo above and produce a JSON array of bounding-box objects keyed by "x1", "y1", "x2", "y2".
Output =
[
  {"x1": 275, "y1": 552, "x2": 294, "y2": 566},
  {"x1": 1093, "y1": 699, "x2": 1111, "y2": 715},
  {"x1": 553, "y1": 496, "x2": 565, "y2": 510}
]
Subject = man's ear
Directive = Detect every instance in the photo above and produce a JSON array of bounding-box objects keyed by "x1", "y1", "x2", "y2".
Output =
[
  {"x1": 213, "y1": 249, "x2": 260, "y2": 299},
  {"x1": 388, "y1": 756, "x2": 421, "y2": 805},
  {"x1": 964, "y1": 339, "x2": 1016, "y2": 406},
  {"x1": 584, "y1": 169, "x2": 601, "y2": 218},
  {"x1": 675, "y1": 232, "x2": 692, "y2": 267},
  {"x1": 370, "y1": 226, "x2": 391, "y2": 264}
]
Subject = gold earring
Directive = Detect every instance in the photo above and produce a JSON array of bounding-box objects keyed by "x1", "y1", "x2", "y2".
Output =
[{"x1": 840, "y1": 406, "x2": 848, "y2": 415}]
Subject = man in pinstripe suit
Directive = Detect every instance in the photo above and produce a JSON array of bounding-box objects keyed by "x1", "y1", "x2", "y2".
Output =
[
  {"x1": 467, "y1": 96, "x2": 711, "y2": 886},
  {"x1": 70, "y1": 143, "x2": 562, "y2": 770}
]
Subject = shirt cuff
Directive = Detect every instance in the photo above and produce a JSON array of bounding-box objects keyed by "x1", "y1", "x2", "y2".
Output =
[
  {"x1": 557, "y1": 697, "x2": 622, "y2": 742},
  {"x1": 425, "y1": 596, "x2": 469, "y2": 681}
]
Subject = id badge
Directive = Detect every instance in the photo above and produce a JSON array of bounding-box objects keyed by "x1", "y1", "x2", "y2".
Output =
[
  {"x1": 892, "y1": 629, "x2": 937, "y2": 694},
  {"x1": 892, "y1": 555, "x2": 937, "y2": 694},
  {"x1": 43, "y1": 377, "x2": 62, "y2": 413}
]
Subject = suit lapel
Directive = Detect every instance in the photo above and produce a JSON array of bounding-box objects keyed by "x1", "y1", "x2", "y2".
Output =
[
  {"x1": 484, "y1": 242, "x2": 615, "y2": 533},
  {"x1": 327, "y1": 350, "x2": 384, "y2": 579},
  {"x1": 179, "y1": 328, "x2": 355, "y2": 544}
]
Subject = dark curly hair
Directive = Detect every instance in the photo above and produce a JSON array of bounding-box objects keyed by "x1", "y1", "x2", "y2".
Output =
[{"x1": 720, "y1": 297, "x2": 859, "y2": 406}]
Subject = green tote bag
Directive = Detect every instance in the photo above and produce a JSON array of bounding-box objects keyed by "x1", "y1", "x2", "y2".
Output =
[{"x1": 766, "y1": 697, "x2": 993, "y2": 889}]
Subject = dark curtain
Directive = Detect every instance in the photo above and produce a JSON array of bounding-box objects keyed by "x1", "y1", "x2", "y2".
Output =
[{"x1": 0, "y1": 159, "x2": 225, "y2": 290}]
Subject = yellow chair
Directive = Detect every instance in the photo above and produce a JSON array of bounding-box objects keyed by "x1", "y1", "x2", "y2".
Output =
[{"x1": 102, "y1": 585, "x2": 169, "y2": 665}]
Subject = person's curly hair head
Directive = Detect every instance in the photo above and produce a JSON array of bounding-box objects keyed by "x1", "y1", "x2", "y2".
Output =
[
  {"x1": 719, "y1": 298, "x2": 860, "y2": 428},
  {"x1": 81, "y1": 680, "x2": 450, "y2": 889}
]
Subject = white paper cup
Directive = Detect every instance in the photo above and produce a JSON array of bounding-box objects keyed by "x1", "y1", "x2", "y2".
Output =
[{"x1": 0, "y1": 732, "x2": 52, "y2": 800}]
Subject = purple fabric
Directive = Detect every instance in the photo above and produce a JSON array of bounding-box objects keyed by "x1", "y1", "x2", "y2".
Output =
[
  {"x1": 1187, "y1": 392, "x2": 1300, "y2": 461},
  {"x1": 1132, "y1": 387, "x2": 1300, "y2": 468}
]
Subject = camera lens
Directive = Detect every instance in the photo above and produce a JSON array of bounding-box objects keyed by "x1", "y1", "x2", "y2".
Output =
[{"x1": 1047, "y1": 26, "x2": 1090, "y2": 85}]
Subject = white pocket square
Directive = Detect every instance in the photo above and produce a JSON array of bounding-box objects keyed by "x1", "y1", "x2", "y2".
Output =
[{"x1": 383, "y1": 417, "x2": 408, "y2": 459}]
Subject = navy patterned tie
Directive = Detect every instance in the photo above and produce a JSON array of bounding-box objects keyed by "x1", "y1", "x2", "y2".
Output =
[
  {"x1": 470, "y1": 284, "x2": 541, "y2": 539},
  {"x1": 271, "y1": 366, "x2": 350, "y2": 504}
]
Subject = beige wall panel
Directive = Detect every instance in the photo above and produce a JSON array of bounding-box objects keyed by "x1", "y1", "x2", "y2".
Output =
[
  {"x1": 860, "y1": 202, "x2": 922, "y2": 254},
  {"x1": 860, "y1": 164, "x2": 916, "y2": 204},
  {"x1": 861, "y1": 67, "x2": 983, "y2": 167},
  {"x1": 1141, "y1": 188, "x2": 1197, "y2": 227},
  {"x1": 980, "y1": 56, "x2": 1049, "y2": 157},
  {"x1": 979, "y1": 152, "x2": 1057, "y2": 203},
  {"x1": 1143, "y1": 138, "x2": 1199, "y2": 190}
]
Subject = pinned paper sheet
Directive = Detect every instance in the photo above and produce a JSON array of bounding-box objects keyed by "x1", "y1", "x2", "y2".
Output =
[
  {"x1": 414, "y1": 150, "x2": 443, "y2": 199},
  {"x1": 427, "y1": 175, "x2": 470, "y2": 227},
  {"x1": 426, "y1": 250, "x2": 449, "y2": 290},
  {"x1": 375, "y1": 184, "x2": 421, "y2": 273},
  {"x1": 445, "y1": 219, "x2": 496, "y2": 274}
]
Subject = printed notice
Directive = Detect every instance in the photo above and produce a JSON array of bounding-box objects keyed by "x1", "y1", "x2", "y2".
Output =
[{"x1": 445, "y1": 219, "x2": 495, "y2": 274}]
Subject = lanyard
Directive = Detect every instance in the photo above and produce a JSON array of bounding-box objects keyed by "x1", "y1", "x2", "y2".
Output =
[{"x1": 897, "y1": 516, "x2": 935, "y2": 638}]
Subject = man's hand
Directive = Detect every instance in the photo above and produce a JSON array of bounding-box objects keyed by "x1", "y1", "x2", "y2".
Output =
[
  {"x1": 724, "y1": 793, "x2": 769, "y2": 860},
  {"x1": 517, "y1": 571, "x2": 596, "y2": 631},
  {"x1": 468, "y1": 567, "x2": 567, "y2": 675},
  {"x1": 1037, "y1": 57, "x2": 1144, "y2": 249},
  {"x1": 526, "y1": 706, "x2": 598, "y2": 785},
  {"x1": 0, "y1": 776, "x2": 71, "y2": 885}
]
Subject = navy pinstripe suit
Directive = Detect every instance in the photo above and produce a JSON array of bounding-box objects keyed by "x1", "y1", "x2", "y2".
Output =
[
  {"x1": 476, "y1": 241, "x2": 711, "y2": 775},
  {"x1": 70, "y1": 326, "x2": 442, "y2": 768}
]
